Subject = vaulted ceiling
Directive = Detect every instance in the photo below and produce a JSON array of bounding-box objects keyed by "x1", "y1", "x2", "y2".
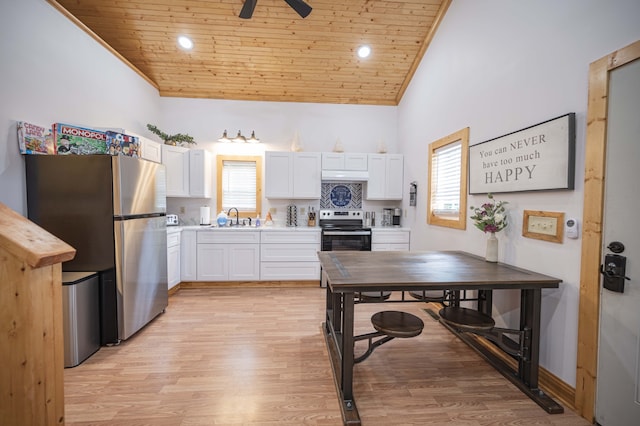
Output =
[{"x1": 49, "y1": 0, "x2": 450, "y2": 105}]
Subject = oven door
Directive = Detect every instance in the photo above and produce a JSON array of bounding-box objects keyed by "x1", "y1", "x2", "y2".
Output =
[{"x1": 321, "y1": 230, "x2": 372, "y2": 251}]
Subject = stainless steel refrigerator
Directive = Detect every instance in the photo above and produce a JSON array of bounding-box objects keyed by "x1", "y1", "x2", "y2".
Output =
[{"x1": 25, "y1": 155, "x2": 168, "y2": 341}]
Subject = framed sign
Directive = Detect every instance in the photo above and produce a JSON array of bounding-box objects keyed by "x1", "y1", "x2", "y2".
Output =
[{"x1": 469, "y1": 113, "x2": 575, "y2": 194}]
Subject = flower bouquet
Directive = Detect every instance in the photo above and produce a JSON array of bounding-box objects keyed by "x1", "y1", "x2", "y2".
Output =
[
  {"x1": 469, "y1": 193, "x2": 508, "y2": 233},
  {"x1": 469, "y1": 193, "x2": 508, "y2": 262}
]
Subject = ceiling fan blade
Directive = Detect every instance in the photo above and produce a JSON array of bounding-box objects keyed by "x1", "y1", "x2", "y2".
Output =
[
  {"x1": 284, "y1": 0, "x2": 312, "y2": 18},
  {"x1": 239, "y1": 0, "x2": 257, "y2": 19}
]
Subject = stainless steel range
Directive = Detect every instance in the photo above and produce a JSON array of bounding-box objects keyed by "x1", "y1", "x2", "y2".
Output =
[{"x1": 319, "y1": 209, "x2": 372, "y2": 252}]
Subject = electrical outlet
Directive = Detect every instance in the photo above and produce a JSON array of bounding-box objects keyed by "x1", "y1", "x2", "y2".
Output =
[
  {"x1": 179, "y1": 206, "x2": 185, "y2": 214},
  {"x1": 269, "y1": 207, "x2": 277, "y2": 214},
  {"x1": 300, "y1": 207, "x2": 306, "y2": 215}
]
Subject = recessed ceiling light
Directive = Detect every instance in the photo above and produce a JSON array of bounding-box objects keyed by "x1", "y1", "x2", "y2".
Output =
[
  {"x1": 177, "y1": 36, "x2": 193, "y2": 50},
  {"x1": 357, "y1": 45, "x2": 371, "y2": 59}
]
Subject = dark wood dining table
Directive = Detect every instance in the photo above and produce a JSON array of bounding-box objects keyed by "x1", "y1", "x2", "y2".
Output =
[{"x1": 318, "y1": 250, "x2": 564, "y2": 425}]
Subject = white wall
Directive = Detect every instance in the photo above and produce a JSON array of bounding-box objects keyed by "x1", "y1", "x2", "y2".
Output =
[
  {"x1": 398, "y1": 0, "x2": 640, "y2": 386},
  {"x1": 157, "y1": 97, "x2": 397, "y2": 224},
  {"x1": 0, "y1": 0, "x2": 161, "y2": 214}
]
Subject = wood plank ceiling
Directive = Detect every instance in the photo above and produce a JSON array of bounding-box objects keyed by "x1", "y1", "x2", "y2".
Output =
[{"x1": 49, "y1": 0, "x2": 450, "y2": 105}]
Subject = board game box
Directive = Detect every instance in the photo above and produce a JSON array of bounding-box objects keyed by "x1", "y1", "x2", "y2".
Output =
[
  {"x1": 106, "y1": 131, "x2": 140, "y2": 157},
  {"x1": 17, "y1": 121, "x2": 55, "y2": 155},
  {"x1": 53, "y1": 123, "x2": 108, "y2": 155}
]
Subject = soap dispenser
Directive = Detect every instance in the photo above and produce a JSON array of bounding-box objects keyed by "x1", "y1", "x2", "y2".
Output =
[{"x1": 216, "y1": 210, "x2": 228, "y2": 227}]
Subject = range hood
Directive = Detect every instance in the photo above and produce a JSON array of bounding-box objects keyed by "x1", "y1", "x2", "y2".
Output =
[{"x1": 321, "y1": 170, "x2": 369, "y2": 181}]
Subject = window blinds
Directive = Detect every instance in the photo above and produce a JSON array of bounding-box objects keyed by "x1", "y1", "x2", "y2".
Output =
[
  {"x1": 430, "y1": 140, "x2": 461, "y2": 216},
  {"x1": 221, "y1": 160, "x2": 257, "y2": 212}
]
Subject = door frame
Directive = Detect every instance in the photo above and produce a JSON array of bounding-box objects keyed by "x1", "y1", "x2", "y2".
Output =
[{"x1": 576, "y1": 39, "x2": 640, "y2": 422}]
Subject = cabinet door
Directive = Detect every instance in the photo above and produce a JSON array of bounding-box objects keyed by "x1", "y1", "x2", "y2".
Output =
[
  {"x1": 180, "y1": 230, "x2": 197, "y2": 281},
  {"x1": 292, "y1": 152, "x2": 321, "y2": 198},
  {"x1": 366, "y1": 154, "x2": 386, "y2": 199},
  {"x1": 322, "y1": 152, "x2": 344, "y2": 170},
  {"x1": 197, "y1": 244, "x2": 228, "y2": 280},
  {"x1": 228, "y1": 244, "x2": 260, "y2": 281},
  {"x1": 162, "y1": 145, "x2": 190, "y2": 197},
  {"x1": 265, "y1": 151, "x2": 293, "y2": 198},
  {"x1": 385, "y1": 154, "x2": 404, "y2": 200},
  {"x1": 140, "y1": 137, "x2": 162, "y2": 163},
  {"x1": 366, "y1": 154, "x2": 403, "y2": 200},
  {"x1": 344, "y1": 153, "x2": 368, "y2": 171},
  {"x1": 167, "y1": 244, "x2": 181, "y2": 288},
  {"x1": 189, "y1": 149, "x2": 212, "y2": 198}
]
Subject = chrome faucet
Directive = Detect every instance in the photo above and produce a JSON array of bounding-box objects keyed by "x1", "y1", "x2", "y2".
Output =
[{"x1": 227, "y1": 207, "x2": 240, "y2": 226}]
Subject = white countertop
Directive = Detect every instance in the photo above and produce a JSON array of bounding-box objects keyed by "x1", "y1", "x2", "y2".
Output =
[
  {"x1": 172, "y1": 225, "x2": 409, "y2": 232},
  {"x1": 177, "y1": 225, "x2": 321, "y2": 232}
]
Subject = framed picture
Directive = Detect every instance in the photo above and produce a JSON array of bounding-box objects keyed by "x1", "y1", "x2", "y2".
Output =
[
  {"x1": 522, "y1": 210, "x2": 565, "y2": 243},
  {"x1": 469, "y1": 113, "x2": 575, "y2": 194}
]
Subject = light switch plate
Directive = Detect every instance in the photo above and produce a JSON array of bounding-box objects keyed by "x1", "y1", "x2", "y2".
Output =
[
  {"x1": 527, "y1": 216, "x2": 558, "y2": 236},
  {"x1": 522, "y1": 210, "x2": 565, "y2": 243}
]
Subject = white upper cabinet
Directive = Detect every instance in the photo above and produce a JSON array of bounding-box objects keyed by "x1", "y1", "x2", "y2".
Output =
[
  {"x1": 162, "y1": 145, "x2": 212, "y2": 198},
  {"x1": 366, "y1": 154, "x2": 404, "y2": 200},
  {"x1": 163, "y1": 145, "x2": 190, "y2": 197},
  {"x1": 188, "y1": 149, "x2": 213, "y2": 198},
  {"x1": 139, "y1": 136, "x2": 162, "y2": 163},
  {"x1": 321, "y1": 152, "x2": 368, "y2": 170},
  {"x1": 265, "y1": 151, "x2": 321, "y2": 199}
]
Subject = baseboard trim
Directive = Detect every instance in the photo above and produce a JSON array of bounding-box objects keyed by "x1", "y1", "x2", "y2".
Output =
[
  {"x1": 470, "y1": 330, "x2": 577, "y2": 411},
  {"x1": 421, "y1": 301, "x2": 577, "y2": 411},
  {"x1": 176, "y1": 280, "x2": 320, "y2": 289}
]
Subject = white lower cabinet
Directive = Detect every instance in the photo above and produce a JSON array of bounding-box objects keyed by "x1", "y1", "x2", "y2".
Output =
[
  {"x1": 197, "y1": 231, "x2": 260, "y2": 281},
  {"x1": 167, "y1": 230, "x2": 181, "y2": 289},
  {"x1": 180, "y1": 229, "x2": 197, "y2": 281},
  {"x1": 371, "y1": 229, "x2": 410, "y2": 251},
  {"x1": 260, "y1": 230, "x2": 321, "y2": 280}
]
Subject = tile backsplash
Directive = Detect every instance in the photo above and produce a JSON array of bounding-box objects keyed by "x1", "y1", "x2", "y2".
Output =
[{"x1": 321, "y1": 182, "x2": 362, "y2": 209}]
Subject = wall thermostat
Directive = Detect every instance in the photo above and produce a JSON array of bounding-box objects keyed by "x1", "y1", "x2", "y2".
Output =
[{"x1": 566, "y1": 218, "x2": 579, "y2": 239}]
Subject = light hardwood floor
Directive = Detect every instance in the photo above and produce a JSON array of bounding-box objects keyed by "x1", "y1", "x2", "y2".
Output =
[{"x1": 64, "y1": 287, "x2": 590, "y2": 425}]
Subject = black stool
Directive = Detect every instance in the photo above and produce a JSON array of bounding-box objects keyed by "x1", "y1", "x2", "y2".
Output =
[{"x1": 354, "y1": 311, "x2": 424, "y2": 363}]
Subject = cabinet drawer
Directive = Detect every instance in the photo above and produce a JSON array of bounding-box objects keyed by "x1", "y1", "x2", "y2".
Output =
[
  {"x1": 261, "y1": 243, "x2": 319, "y2": 262},
  {"x1": 372, "y1": 243, "x2": 410, "y2": 251},
  {"x1": 372, "y1": 230, "x2": 410, "y2": 244},
  {"x1": 167, "y1": 232, "x2": 181, "y2": 247},
  {"x1": 260, "y1": 262, "x2": 320, "y2": 280},
  {"x1": 260, "y1": 231, "x2": 320, "y2": 244},
  {"x1": 197, "y1": 231, "x2": 260, "y2": 244}
]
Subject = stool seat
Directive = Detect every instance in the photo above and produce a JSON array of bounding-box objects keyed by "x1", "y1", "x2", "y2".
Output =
[
  {"x1": 371, "y1": 311, "x2": 424, "y2": 338},
  {"x1": 358, "y1": 291, "x2": 392, "y2": 302},
  {"x1": 408, "y1": 290, "x2": 446, "y2": 302},
  {"x1": 438, "y1": 306, "x2": 495, "y2": 331}
]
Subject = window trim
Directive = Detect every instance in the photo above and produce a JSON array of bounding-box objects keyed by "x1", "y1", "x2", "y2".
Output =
[
  {"x1": 427, "y1": 127, "x2": 469, "y2": 229},
  {"x1": 216, "y1": 155, "x2": 263, "y2": 219}
]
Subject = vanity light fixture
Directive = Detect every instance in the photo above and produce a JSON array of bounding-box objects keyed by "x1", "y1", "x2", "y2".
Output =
[
  {"x1": 357, "y1": 45, "x2": 371, "y2": 59},
  {"x1": 247, "y1": 130, "x2": 260, "y2": 143},
  {"x1": 218, "y1": 129, "x2": 231, "y2": 143},
  {"x1": 233, "y1": 130, "x2": 247, "y2": 143},
  {"x1": 177, "y1": 35, "x2": 194, "y2": 50},
  {"x1": 218, "y1": 129, "x2": 260, "y2": 143}
]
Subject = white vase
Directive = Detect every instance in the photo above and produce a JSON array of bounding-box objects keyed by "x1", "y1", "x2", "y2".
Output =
[{"x1": 485, "y1": 232, "x2": 498, "y2": 262}]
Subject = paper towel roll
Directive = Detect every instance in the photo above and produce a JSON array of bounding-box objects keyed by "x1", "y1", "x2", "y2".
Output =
[{"x1": 200, "y1": 206, "x2": 211, "y2": 225}]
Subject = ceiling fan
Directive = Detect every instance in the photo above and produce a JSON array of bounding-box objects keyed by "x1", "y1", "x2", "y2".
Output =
[{"x1": 240, "y1": 0, "x2": 312, "y2": 19}]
